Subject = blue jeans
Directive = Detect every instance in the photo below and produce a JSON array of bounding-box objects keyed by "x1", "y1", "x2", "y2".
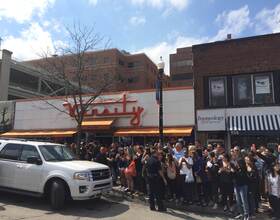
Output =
[
  {"x1": 234, "y1": 185, "x2": 249, "y2": 216},
  {"x1": 248, "y1": 191, "x2": 256, "y2": 215},
  {"x1": 110, "y1": 166, "x2": 118, "y2": 183}
]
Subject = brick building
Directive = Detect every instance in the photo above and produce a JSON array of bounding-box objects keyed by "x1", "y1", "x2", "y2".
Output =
[
  {"x1": 193, "y1": 33, "x2": 280, "y2": 148},
  {"x1": 25, "y1": 48, "x2": 169, "y2": 92},
  {"x1": 169, "y1": 47, "x2": 193, "y2": 87}
]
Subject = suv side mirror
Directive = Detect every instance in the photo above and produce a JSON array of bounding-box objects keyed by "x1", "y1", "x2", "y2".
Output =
[{"x1": 27, "y1": 156, "x2": 43, "y2": 165}]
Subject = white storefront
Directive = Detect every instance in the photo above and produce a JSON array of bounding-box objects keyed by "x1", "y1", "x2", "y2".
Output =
[
  {"x1": 1, "y1": 87, "x2": 195, "y2": 143},
  {"x1": 197, "y1": 106, "x2": 280, "y2": 148}
]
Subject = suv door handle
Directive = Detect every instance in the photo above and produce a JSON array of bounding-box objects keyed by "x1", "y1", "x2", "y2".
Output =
[{"x1": 16, "y1": 164, "x2": 23, "y2": 169}]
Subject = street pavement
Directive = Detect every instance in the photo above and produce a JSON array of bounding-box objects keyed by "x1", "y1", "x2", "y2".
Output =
[{"x1": 0, "y1": 191, "x2": 268, "y2": 220}]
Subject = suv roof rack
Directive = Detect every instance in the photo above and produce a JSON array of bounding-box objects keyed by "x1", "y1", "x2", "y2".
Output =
[
  {"x1": 25, "y1": 139, "x2": 55, "y2": 143},
  {"x1": 0, "y1": 137, "x2": 29, "y2": 142}
]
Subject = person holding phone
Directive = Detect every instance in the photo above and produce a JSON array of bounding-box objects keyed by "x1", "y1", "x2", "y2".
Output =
[{"x1": 178, "y1": 147, "x2": 194, "y2": 205}]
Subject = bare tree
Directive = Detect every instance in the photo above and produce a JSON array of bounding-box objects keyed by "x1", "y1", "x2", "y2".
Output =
[
  {"x1": 36, "y1": 23, "x2": 117, "y2": 153},
  {"x1": 0, "y1": 107, "x2": 9, "y2": 132}
]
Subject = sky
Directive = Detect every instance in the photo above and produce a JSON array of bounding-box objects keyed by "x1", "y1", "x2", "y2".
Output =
[{"x1": 0, "y1": 0, "x2": 280, "y2": 74}]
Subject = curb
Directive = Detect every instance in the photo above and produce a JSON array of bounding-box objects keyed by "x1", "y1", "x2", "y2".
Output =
[
  {"x1": 110, "y1": 188, "x2": 232, "y2": 216},
  {"x1": 107, "y1": 187, "x2": 269, "y2": 219}
]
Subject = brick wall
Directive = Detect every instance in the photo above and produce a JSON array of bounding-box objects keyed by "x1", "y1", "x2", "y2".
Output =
[
  {"x1": 170, "y1": 47, "x2": 193, "y2": 87},
  {"x1": 193, "y1": 33, "x2": 280, "y2": 110},
  {"x1": 23, "y1": 48, "x2": 159, "y2": 92}
]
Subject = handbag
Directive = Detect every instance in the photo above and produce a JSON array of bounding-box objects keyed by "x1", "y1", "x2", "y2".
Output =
[
  {"x1": 125, "y1": 160, "x2": 136, "y2": 177},
  {"x1": 167, "y1": 162, "x2": 176, "y2": 180},
  {"x1": 195, "y1": 174, "x2": 202, "y2": 183},
  {"x1": 167, "y1": 167, "x2": 176, "y2": 180}
]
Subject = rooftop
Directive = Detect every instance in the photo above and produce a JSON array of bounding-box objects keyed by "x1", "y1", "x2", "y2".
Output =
[{"x1": 193, "y1": 32, "x2": 280, "y2": 49}]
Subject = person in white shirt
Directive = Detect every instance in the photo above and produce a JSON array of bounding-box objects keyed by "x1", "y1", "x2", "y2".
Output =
[
  {"x1": 173, "y1": 142, "x2": 185, "y2": 162},
  {"x1": 178, "y1": 146, "x2": 195, "y2": 205},
  {"x1": 267, "y1": 164, "x2": 280, "y2": 220}
]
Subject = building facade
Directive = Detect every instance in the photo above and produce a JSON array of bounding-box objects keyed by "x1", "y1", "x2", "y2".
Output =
[
  {"x1": 169, "y1": 47, "x2": 193, "y2": 87},
  {"x1": 1, "y1": 87, "x2": 194, "y2": 145},
  {"x1": 25, "y1": 49, "x2": 170, "y2": 92},
  {"x1": 193, "y1": 33, "x2": 280, "y2": 149}
]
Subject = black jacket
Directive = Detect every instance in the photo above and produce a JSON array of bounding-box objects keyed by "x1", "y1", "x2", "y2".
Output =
[
  {"x1": 256, "y1": 152, "x2": 276, "y2": 170},
  {"x1": 95, "y1": 153, "x2": 108, "y2": 166},
  {"x1": 233, "y1": 169, "x2": 249, "y2": 187},
  {"x1": 207, "y1": 161, "x2": 220, "y2": 182},
  {"x1": 247, "y1": 168, "x2": 259, "y2": 193}
]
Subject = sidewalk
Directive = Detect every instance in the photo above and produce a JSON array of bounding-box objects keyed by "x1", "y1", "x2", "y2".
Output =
[{"x1": 108, "y1": 186, "x2": 270, "y2": 220}]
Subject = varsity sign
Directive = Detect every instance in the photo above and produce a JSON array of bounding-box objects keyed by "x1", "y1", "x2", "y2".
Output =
[{"x1": 63, "y1": 93, "x2": 144, "y2": 126}]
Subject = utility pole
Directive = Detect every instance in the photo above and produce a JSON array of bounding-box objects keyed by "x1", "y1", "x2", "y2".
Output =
[{"x1": 157, "y1": 57, "x2": 165, "y2": 147}]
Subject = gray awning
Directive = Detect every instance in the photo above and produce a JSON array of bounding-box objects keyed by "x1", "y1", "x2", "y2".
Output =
[{"x1": 227, "y1": 114, "x2": 280, "y2": 131}]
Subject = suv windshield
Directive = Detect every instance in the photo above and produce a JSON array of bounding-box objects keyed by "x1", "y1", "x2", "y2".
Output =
[{"x1": 39, "y1": 145, "x2": 76, "y2": 161}]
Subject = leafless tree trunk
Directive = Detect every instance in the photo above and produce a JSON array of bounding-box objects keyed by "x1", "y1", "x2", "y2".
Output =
[{"x1": 36, "y1": 23, "x2": 116, "y2": 156}]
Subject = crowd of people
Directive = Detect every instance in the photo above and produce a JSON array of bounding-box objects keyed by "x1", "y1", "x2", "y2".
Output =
[{"x1": 68, "y1": 140, "x2": 280, "y2": 220}]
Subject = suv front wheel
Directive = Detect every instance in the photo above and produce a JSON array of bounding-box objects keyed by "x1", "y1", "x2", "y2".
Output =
[{"x1": 50, "y1": 179, "x2": 66, "y2": 210}]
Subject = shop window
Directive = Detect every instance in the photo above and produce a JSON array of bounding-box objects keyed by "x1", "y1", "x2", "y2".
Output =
[
  {"x1": 253, "y1": 73, "x2": 274, "y2": 104},
  {"x1": 233, "y1": 75, "x2": 252, "y2": 106},
  {"x1": 209, "y1": 77, "x2": 227, "y2": 107}
]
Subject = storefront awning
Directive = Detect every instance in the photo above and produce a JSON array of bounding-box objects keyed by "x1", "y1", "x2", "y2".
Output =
[
  {"x1": 81, "y1": 119, "x2": 114, "y2": 129},
  {"x1": 228, "y1": 114, "x2": 280, "y2": 131},
  {"x1": 114, "y1": 127, "x2": 193, "y2": 136},
  {"x1": 0, "y1": 130, "x2": 77, "y2": 138}
]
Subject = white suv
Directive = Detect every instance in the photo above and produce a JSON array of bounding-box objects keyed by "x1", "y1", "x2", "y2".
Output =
[{"x1": 0, "y1": 139, "x2": 112, "y2": 209}]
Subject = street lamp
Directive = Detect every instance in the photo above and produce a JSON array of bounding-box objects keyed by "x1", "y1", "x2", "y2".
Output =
[{"x1": 157, "y1": 57, "x2": 165, "y2": 147}]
